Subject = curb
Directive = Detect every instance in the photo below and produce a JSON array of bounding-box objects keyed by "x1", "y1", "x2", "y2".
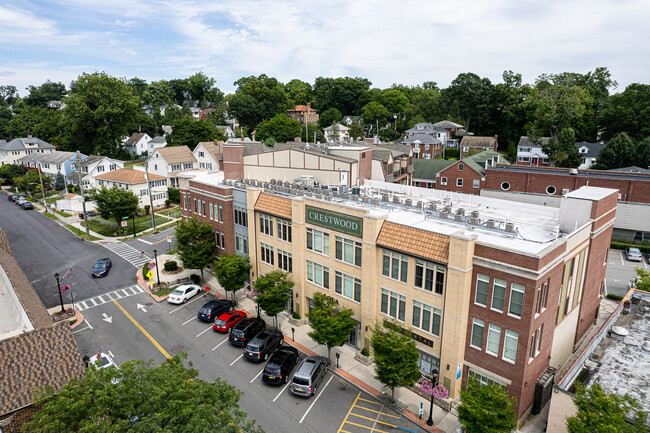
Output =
[{"x1": 137, "y1": 263, "x2": 168, "y2": 302}]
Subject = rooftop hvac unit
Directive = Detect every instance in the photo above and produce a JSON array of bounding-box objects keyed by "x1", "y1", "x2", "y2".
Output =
[
  {"x1": 315, "y1": 193, "x2": 322, "y2": 199},
  {"x1": 418, "y1": 201, "x2": 425, "y2": 209},
  {"x1": 562, "y1": 188, "x2": 570, "y2": 194},
  {"x1": 340, "y1": 185, "x2": 349, "y2": 193},
  {"x1": 325, "y1": 195, "x2": 332, "y2": 201},
  {"x1": 382, "y1": 193, "x2": 389, "y2": 202},
  {"x1": 297, "y1": 190, "x2": 304, "y2": 196},
  {"x1": 470, "y1": 210, "x2": 480, "y2": 219},
  {"x1": 351, "y1": 186, "x2": 360, "y2": 195},
  {"x1": 372, "y1": 198, "x2": 380, "y2": 205},
  {"x1": 405, "y1": 199, "x2": 412, "y2": 207},
  {"x1": 454, "y1": 214, "x2": 464, "y2": 222},
  {"x1": 456, "y1": 208, "x2": 465, "y2": 216},
  {"x1": 351, "y1": 194, "x2": 359, "y2": 201},
  {"x1": 342, "y1": 192, "x2": 349, "y2": 199},
  {"x1": 486, "y1": 219, "x2": 497, "y2": 229},
  {"x1": 307, "y1": 186, "x2": 314, "y2": 192},
  {"x1": 444, "y1": 205, "x2": 452, "y2": 213},
  {"x1": 270, "y1": 179, "x2": 277, "y2": 185},
  {"x1": 505, "y1": 222, "x2": 516, "y2": 233},
  {"x1": 393, "y1": 196, "x2": 401, "y2": 204},
  {"x1": 470, "y1": 217, "x2": 480, "y2": 225},
  {"x1": 237, "y1": 177, "x2": 244, "y2": 182},
  {"x1": 439, "y1": 211, "x2": 449, "y2": 219},
  {"x1": 305, "y1": 191, "x2": 312, "y2": 197},
  {"x1": 428, "y1": 203, "x2": 438, "y2": 211},
  {"x1": 569, "y1": 169, "x2": 578, "y2": 175},
  {"x1": 362, "y1": 196, "x2": 371, "y2": 203}
]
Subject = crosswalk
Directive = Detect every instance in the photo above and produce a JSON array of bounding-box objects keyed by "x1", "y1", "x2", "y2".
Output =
[
  {"x1": 75, "y1": 284, "x2": 145, "y2": 312},
  {"x1": 100, "y1": 242, "x2": 151, "y2": 268}
]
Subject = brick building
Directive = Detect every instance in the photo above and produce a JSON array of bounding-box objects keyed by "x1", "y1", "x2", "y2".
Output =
[{"x1": 287, "y1": 103, "x2": 319, "y2": 124}]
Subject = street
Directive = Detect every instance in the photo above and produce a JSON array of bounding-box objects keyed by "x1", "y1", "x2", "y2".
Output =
[{"x1": 605, "y1": 248, "x2": 648, "y2": 297}]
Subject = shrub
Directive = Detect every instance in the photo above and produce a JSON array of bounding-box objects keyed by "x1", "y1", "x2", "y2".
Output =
[
  {"x1": 190, "y1": 273, "x2": 200, "y2": 284},
  {"x1": 164, "y1": 261, "x2": 178, "y2": 272},
  {"x1": 361, "y1": 347, "x2": 370, "y2": 357},
  {"x1": 144, "y1": 204, "x2": 150, "y2": 215},
  {"x1": 606, "y1": 293, "x2": 623, "y2": 301},
  {"x1": 142, "y1": 262, "x2": 150, "y2": 280},
  {"x1": 291, "y1": 311, "x2": 300, "y2": 320}
]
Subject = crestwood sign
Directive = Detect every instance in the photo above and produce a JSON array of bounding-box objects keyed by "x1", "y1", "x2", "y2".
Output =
[{"x1": 305, "y1": 206, "x2": 363, "y2": 238}]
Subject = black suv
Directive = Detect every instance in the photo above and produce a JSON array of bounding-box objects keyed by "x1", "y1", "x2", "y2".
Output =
[
  {"x1": 8, "y1": 194, "x2": 19, "y2": 202},
  {"x1": 244, "y1": 329, "x2": 283, "y2": 362},
  {"x1": 197, "y1": 299, "x2": 234, "y2": 322},
  {"x1": 229, "y1": 318, "x2": 265, "y2": 347},
  {"x1": 262, "y1": 346, "x2": 298, "y2": 384}
]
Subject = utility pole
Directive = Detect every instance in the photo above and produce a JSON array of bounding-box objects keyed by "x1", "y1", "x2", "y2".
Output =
[
  {"x1": 144, "y1": 159, "x2": 156, "y2": 231},
  {"x1": 77, "y1": 150, "x2": 89, "y2": 235},
  {"x1": 36, "y1": 163, "x2": 47, "y2": 209}
]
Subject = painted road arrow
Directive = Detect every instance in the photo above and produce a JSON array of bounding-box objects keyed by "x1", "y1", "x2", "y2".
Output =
[
  {"x1": 137, "y1": 303, "x2": 148, "y2": 313},
  {"x1": 101, "y1": 313, "x2": 113, "y2": 324}
]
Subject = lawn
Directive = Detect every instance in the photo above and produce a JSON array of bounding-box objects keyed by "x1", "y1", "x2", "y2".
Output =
[
  {"x1": 159, "y1": 209, "x2": 182, "y2": 218},
  {"x1": 65, "y1": 224, "x2": 101, "y2": 241},
  {"x1": 43, "y1": 212, "x2": 58, "y2": 221},
  {"x1": 86, "y1": 215, "x2": 170, "y2": 237},
  {"x1": 54, "y1": 210, "x2": 71, "y2": 217}
]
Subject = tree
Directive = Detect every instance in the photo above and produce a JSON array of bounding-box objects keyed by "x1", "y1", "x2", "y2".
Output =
[
  {"x1": 599, "y1": 83, "x2": 650, "y2": 142},
  {"x1": 253, "y1": 270, "x2": 294, "y2": 328},
  {"x1": 370, "y1": 322, "x2": 421, "y2": 400},
  {"x1": 143, "y1": 80, "x2": 175, "y2": 107},
  {"x1": 457, "y1": 378, "x2": 517, "y2": 433},
  {"x1": 54, "y1": 171, "x2": 65, "y2": 191},
  {"x1": 7, "y1": 107, "x2": 64, "y2": 147},
  {"x1": 255, "y1": 114, "x2": 301, "y2": 143},
  {"x1": 312, "y1": 77, "x2": 371, "y2": 115},
  {"x1": 0, "y1": 163, "x2": 27, "y2": 185},
  {"x1": 633, "y1": 267, "x2": 650, "y2": 292},
  {"x1": 567, "y1": 382, "x2": 647, "y2": 433},
  {"x1": 348, "y1": 121, "x2": 365, "y2": 141},
  {"x1": 228, "y1": 75, "x2": 290, "y2": 130},
  {"x1": 175, "y1": 218, "x2": 216, "y2": 284},
  {"x1": 214, "y1": 253, "x2": 252, "y2": 302},
  {"x1": 15, "y1": 169, "x2": 45, "y2": 196},
  {"x1": 62, "y1": 72, "x2": 141, "y2": 157},
  {"x1": 636, "y1": 136, "x2": 650, "y2": 170},
  {"x1": 284, "y1": 79, "x2": 313, "y2": 106},
  {"x1": 88, "y1": 186, "x2": 139, "y2": 236},
  {"x1": 186, "y1": 72, "x2": 222, "y2": 105},
  {"x1": 24, "y1": 353, "x2": 264, "y2": 433},
  {"x1": 380, "y1": 89, "x2": 409, "y2": 114},
  {"x1": 0, "y1": 85, "x2": 19, "y2": 105},
  {"x1": 167, "y1": 117, "x2": 224, "y2": 150},
  {"x1": 307, "y1": 293, "x2": 356, "y2": 363},
  {"x1": 441, "y1": 72, "x2": 494, "y2": 133},
  {"x1": 128, "y1": 77, "x2": 148, "y2": 102},
  {"x1": 300, "y1": 123, "x2": 325, "y2": 143},
  {"x1": 592, "y1": 132, "x2": 637, "y2": 170},
  {"x1": 23, "y1": 80, "x2": 67, "y2": 107},
  {"x1": 361, "y1": 102, "x2": 390, "y2": 129},
  {"x1": 318, "y1": 107, "x2": 342, "y2": 130}
]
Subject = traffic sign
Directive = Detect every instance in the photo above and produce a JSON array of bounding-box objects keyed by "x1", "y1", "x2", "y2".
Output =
[
  {"x1": 167, "y1": 236, "x2": 172, "y2": 243},
  {"x1": 146, "y1": 271, "x2": 154, "y2": 279},
  {"x1": 121, "y1": 221, "x2": 128, "y2": 227}
]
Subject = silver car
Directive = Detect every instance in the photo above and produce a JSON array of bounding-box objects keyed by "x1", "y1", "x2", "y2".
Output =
[
  {"x1": 626, "y1": 247, "x2": 643, "y2": 262},
  {"x1": 289, "y1": 356, "x2": 327, "y2": 397}
]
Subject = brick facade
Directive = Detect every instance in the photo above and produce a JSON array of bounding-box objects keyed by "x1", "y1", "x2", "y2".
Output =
[{"x1": 434, "y1": 161, "x2": 483, "y2": 194}]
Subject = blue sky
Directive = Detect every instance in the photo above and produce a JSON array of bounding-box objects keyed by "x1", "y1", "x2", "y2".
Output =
[{"x1": 1, "y1": 0, "x2": 649, "y2": 96}]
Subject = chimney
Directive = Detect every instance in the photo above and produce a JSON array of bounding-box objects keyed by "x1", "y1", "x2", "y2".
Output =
[{"x1": 252, "y1": 131, "x2": 256, "y2": 142}]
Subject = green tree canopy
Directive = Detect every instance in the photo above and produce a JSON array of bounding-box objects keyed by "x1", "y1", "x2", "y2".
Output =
[
  {"x1": 88, "y1": 185, "x2": 139, "y2": 236},
  {"x1": 7, "y1": 107, "x2": 64, "y2": 146},
  {"x1": 307, "y1": 293, "x2": 356, "y2": 363},
  {"x1": 348, "y1": 121, "x2": 365, "y2": 142},
  {"x1": 457, "y1": 378, "x2": 517, "y2": 433},
  {"x1": 361, "y1": 101, "x2": 390, "y2": 129},
  {"x1": 214, "y1": 253, "x2": 252, "y2": 302},
  {"x1": 592, "y1": 132, "x2": 637, "y2": 170},
  {"x1": 441, "y1": 72, "x2": 494, "y2": 133},
  {"x1": 567, "y1": 382, "x2": 647, "y2": 433},
  {"x1": 128, "y1": 77, "x2": 148, "y2": 102},
  {"x1": 301, "y1": 123, "x2": 325, "y2": 143},
  {"x1": 255, "y1": 114, "x2": 301, "y2": 144},
  {"x1": 143, "y1": 80, "x2": 175, "y2": 107},
  {"x1": 633, "y1": 266, "x2": 650, "y2": 292},
  {"x1": 253, "y1": 270, "x2": 294, "y2": 328},
  {"x1": 54, "y1": 171, "x2": 65, "y2": 191},
  {"x1": 167, "y1": 117, "x2": 223, "y2": 151},
  {"x1": 370, "y1": 322, "x2": 421, "y2": 399},
  {"x1": 380, "y1": 89, "x2": 409, "y2": 114},
  {"x1": 23, "y1": 353, "x2": 264, "y2": 433},
  {"x1": 318, "y1": 107, "x2": 342, "y2": 130},
  {"x1": 312, "y1": 76, "x2": 371, "y2": 115},
  {"x1": 175, "y1": 218, "x2": 216, "y2": 283},
  {"x1": 284, "y1": 79, "x2": 313, "y2": 106},
  {"x1": 228, "y1": 74, "x2": 290, "y2": 130},
  {"x1": 23, "y1": 80, "x2": 67, "y2": 107},
  {"x1": 599, "y1": 83, "x2": 650, "y2": 142},
  {"x1": 0, "y1": 163, "x2": 27, "y2": 185}
]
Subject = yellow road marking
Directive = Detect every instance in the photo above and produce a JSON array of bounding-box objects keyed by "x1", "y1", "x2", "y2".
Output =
[
  {"x1": 349, "y1": 412, "x2": 398, "y2": 428},
  {"x1": 343, "y1": 421, "x2": 390, "y2": 433},
  {"x1": 152, "y1": 235, "x2": 173, "y2": 245},
  {"x1": 337, "y1": 392, "x2": 361, "y2": 433},
  {"x1": 113, "y1": 300, "x2": 171, "y2": 359},
  {"x1": 358, "y1": 397, "x2": 381, "y2": 405},
  {"x1": 353, "y1": 405, "x2": 400, "y2": 418}
]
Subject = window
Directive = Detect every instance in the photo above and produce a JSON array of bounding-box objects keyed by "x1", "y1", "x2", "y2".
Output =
[
  {"x1": 546, "y1": 185, "x2": 556, "y2": 195},
  {"x1": 335, "y1": 271, "x2": 361, "y2": 302},
  {"x1": 382, "y1": 250, "x2": 407, "y2": 282},
  {"x1": 470, "y1": 318, "x2": 484, "y2": 349},
  {"x1": 96, "y1": 165, "x2": 105, "y2": 173},
  {"x1": 458, "y1": 163, "x2": 464, "y2": 171},
  {"x1": 193, "y1": 198, "x2": 197, "y2": 213},
  {"x1": 475, "y1": 274, "x2": 489, "y2": 306},
  {"x1": 541, "y1": 280, "x2": 548, "y2": 309},
  {"x1": 260, "y1": 214, "x2": 273, "y2": 236},
  {"x1": 412, "y1": 301, "x2": 441, "y2": 337},
  {"x1": 415, "y1": 261, "x2": 445, "y2": 294},
  {"x1": 277, "y1": 219, "x2": 292, "y2": 242},
  {"x1": 234, "y1": 207, "x2": 248, "y2": 227},
  {"x1": 486, "y1": 324, "x2": 501, "y2": 356},
  {"x1": 473, "y1": 179, "x2": 480, "y2": 188},
  {"x1": 202, "y1": 200, "x2": 206, "y2": 217},
  {"x1": 509, "y1": 284, "x2": 525, "y2": 318},
  {"x1": 260, "y1": 243, "x2": 274, "y2": 265},
  {"x1": 235, "y1": 233, "x2": 249, "y2": 254},
  {"x1": 209, "y1": 202, "x2": 214, "y2": 220},
  {"x1": 503, "y1": 330, "x2": 518, "y2": 363},
  {"x1": 219, "y1": 205, "x2": 223, "y2": 222},
  {"x1": 220, "y1": 231, "x2": 225, "y2": 249},
  {"x1": 518, "y1": 157, "x2": 530, "y2": 163},
  {"x1": 536, "y1": 324, "x2": 543, "y2": 354},
  {"x1": 278, "y1": 249, "x2": 292, "y2": 272},
  {"x1": 307, "y1": 260, "x2": 329, "y2": 289},
  {"x1": 381, "y1": 289, "x2": 406, "y2": 321},
  {"x1": 491, "y1": 279, "x2": 506, "y2": 312},
  {"x1": 109, "y1": 164, "x2": 116, "y2": 171},
  {"x1": 456, "y1": 178, "x2": 463, "y2": 187},
  {"x1": 199, "y1": 151, "x2": 204, "y2": 157},
  {"x1": 306, "y1": 228, "x2": 329, "y2": 256},
  {"x1": 440, "y1": 177, "x2": 447, "y2": 185},
  {"x1": 337, "y1": 237, "x2": 363, "y2": 266},
  {"x1": 417, "y1": 351, "x2": 439, "y2": 377},
  {"x1": 535, "y1": 280, "x2": 548, "y2": 314},
  {"x1": 468, "y1": 368, "x2": 505, "y2": 387},
  {"x1": 183, "y1": 162, "x2": 193, "y2": 170},
  {"x1": 501, "y1": 181, "x2": 510, "y2": 191},
  {"x1": 183, "y1": 194, "x2": 187, "y2": 210},
  {"x1": 215, "y1": 230, "x2": 222, "y2": 248},
  {"x1": 171, "y1": 164, "x2": 181, "y2": 171},
  {"x1": 529, "y1": 332, "x2": 536, "y2": 359}
]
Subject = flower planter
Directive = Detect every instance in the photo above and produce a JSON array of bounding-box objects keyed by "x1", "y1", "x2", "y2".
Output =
[{"x1": 354, "y1": 352, "x2": 374, "y2": 366}]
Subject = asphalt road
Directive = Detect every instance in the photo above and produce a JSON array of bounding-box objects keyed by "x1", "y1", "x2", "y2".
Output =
[
  {"x1": 0, "y1": 195, "x2": 138, "y2": 308},
  {"x1": 606, "y1": 248, "x2": 649, "y2": 297},
  {"x1": 73, "y1": 292, "x2": 422, "y2": 433},
  {"x1": 125, "y1": 225, "x2": 178, "y2": 258}
]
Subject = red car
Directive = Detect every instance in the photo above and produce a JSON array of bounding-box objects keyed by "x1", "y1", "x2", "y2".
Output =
[{"x1": 213, "y1": 310, "x2": 247, "y2": 333}]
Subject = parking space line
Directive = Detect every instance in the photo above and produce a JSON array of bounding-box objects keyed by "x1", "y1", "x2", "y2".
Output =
[
  {"x1": 250, "y1": 369, "x2": 264, "y2": 383},
  {"x1": 273, "y1": 383, "x2": 291, "y2": 402},
  {"x1": 620, "y1": 250, "x2": 624, "y2": 265},
  {"x1": 212, "y1": 339, "x2": 228, "y2": 351},
  {"x1": 350, "y1": 412, "x2": 398, "y2": 428},
  {"x1": 343, "y1": 421, "x2": 389, "y2": 433},
  {"x1": 337, "y1": 392, "x2": 360, "y2": 432},
  {"x1": 299, "y1": 375, "x2": 334, "y2": 424},
  {"x1": 230, "y1": 354, "x2": 243, "y2": 366},
  {"x1": 73, "y1": 325, "x2": 92, "y2": 334},
  {"x1": 113, "y1": 300, "x2": 171, "y2": 359},
  {"x1": 182, "y1": 316, "x2": 196, "y2": 325},
  {"x1": 354, "y1": 405, "x2": 400, "y2": 418},
  {"x1": 358, "y1": 397, "x2": 381, "y2": 405},
  {"x1": 168, "y1": 295, "x2": 205, "y2": 314},
  {"x1": 195, "y1": 326, "x2": 212, "y2": 338}
]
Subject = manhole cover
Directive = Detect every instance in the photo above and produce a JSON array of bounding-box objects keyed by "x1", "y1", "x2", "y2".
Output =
[
  {"x1": 170, "y1": 345, "x2": 186, "y2": 354},
  {"x1": 146, "y1": 302, "x2": 153, "y2": 306}
]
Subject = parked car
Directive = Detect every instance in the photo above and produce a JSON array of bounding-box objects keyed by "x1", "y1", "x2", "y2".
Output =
[
  {"x1": 626, "y1": 247, "x2": 643, "y2": 262},
  {"x1": 289, "y1": 356, "x2": 328, "y2": 397},
  {"x1": 228, "y1": 317, "x2": 265, "y2": 347},
  {"x1": 91, "y1": 258, "x2": 112, "y2": 277},
  {"x1": 213, "y1": 310, "x2": 247, "y2": 333},
  {"x1": 15, "y1": 197, "x2": 27, "y2": 206},
  {"x1": 8, "y1": 194, "x2": 19, "y2": 201},
  {"x1": 244, "y1": 329, "x2": 283, "y2": 362},
  {"x1": 197, "y1": 299, "x2": 233, "y2": 322},
  {"x1": 262, "y1": 346, "x2": 299, "y2": 384},
  {"x1": 167, "y1": 284, "x2": 202, "y2": 304},
  {"x1": 78, "y1": 210, "x2": 99, "y2": 218},
  {"x1": 20, "y1": 201, "x2": 34, "y2": 210}
]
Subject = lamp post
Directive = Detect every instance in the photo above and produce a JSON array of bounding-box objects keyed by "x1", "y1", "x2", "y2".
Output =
[
  {"x1": 418, "y1": 369, "x2": 443, "y2": 427},
  {"x1": 54, "y1": 272, "x2": 65, "y2": 313},
  {"x1": 153, "y1": 249, "x2": 160, "y2": 287},
  {"x1": 132, "y1": 213, "x2": 137, "y2": 238}
]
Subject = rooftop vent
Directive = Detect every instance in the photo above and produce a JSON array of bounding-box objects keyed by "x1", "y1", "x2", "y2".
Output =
[
  {"x1": 351, "y1": 194, "x2": 359, "y2": 201},
  {"x1": 569, "y1": 168, "x2": 578, "y2": 175},
  {"x1": 405, "y1": 198, "x2": 413, "y2": 207},
  {"x1": 444, "y1": 205, "x2": 452, "y2": 213},
  {"x1": 505, "y1": 222, "x2": 516, "y2": 233},
  {"x1": 428, "y1": 203, "x2": 439, "y2": 211},
  {"x1": 470, "y1": 216, "x2": 480, "y2": 225},
  {"x1": 611, "y1": 326, "x2": 629, "y2": 337},
  {"x1": 362, "y1": 196, "x2": 371, "y2": 203},
  {"x1": 454, "y1": 213, "x2": 464, "y2": 222},
  {"x1": 372, "y1": 198, "x2": 380, "y2": 205},
  {"x1": 439, "y1": 210, "x2": 449, "y2": 220},
  {"x1": 393, "y1": 196, "x2": 401, "y2": 204},
  {"x1": 342, "y1": 192, "x2": 349, "y2": 199},
  {"x1": 417, "y1": 201, "x2": 425, "y2": 210},
  {"x1": 486, "y1": 219, "x2": 497, "y2": 229},
  {"x1": 382, "y1": 193, "x2": 389, "y2": 202},
  {"x1": 270, "y1": 179, "x2": 277, "y2": 185},
  {"x1": 470, "y1": 210, "x2": 480, "y2": 219},
  {"x1": 456, "y1": 208, "x2": 465, "y2": 216}
]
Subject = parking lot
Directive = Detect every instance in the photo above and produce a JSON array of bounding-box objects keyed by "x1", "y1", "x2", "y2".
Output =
[
  {"x1": 337, "y1": 393, "x2": 421, "y2": 433},
  {"x1": 606, "y1": 248, "x2": 649, "y2": 297}
]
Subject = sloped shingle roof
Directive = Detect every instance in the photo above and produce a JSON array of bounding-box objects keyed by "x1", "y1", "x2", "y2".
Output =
[
  {"x1": 376, "y1": 221, "x2": 449, "y2": 264},
  {"x1": 576, "y1": 141, "x2": 606, "y2": 158},
  {"x1": 2, "y1": 137, "x2": 55, "y2": 151},
  {"x1": 155, "y1": 146, "x2": 197, "y2": 164},
  {"x1": 124, "y1": 132, "x2": 149, "y2": 146},
  {"x1": 413, "y1": 159, "x2": 454, "y2": 180},
  {"x1": 95, "y1": 168, "x2": 165, "y2": 184},
  {"x1": 254, "y1": 193, "x2": 292, "y2": 219},
  {"x1": 460, "y1": 136, "x2": 498, "y2": 148}
]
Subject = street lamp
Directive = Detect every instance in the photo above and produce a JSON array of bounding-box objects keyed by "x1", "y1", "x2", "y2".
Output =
[
  {"x1": 153, "y1": 249, "x2": 160, "y2": 287},
  {"x1": 54, "y1": 272, "x2": 65, "y2": 313},
  {"x1": 426, "y1": 369, "x2": 439, "y2": 426}
]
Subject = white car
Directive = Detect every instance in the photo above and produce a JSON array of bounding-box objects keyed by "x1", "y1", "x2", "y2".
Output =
[
  {"x1": 89, "y1": 352, "x2": 118, "y2": 369},
  {"x1": 167, "y1": 284, "x2": 202, "y2": 304}
]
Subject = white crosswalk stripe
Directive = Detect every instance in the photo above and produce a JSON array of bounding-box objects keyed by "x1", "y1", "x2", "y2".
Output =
[
  {"x1": 75, "y1": 284, "x2": 145, "y2": 312},
  {"x1": 100, "y1": 242, "x2": 152, "y2": 268}
]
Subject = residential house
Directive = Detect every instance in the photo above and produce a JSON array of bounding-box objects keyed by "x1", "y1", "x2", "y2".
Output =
[
  {"x1": 141, "y1": 105, "x2": 155, "y2": 117},
  {"x1": 400, "y1": 134, "x2": 443, "y2": 159},
  {"x1": 95, "y1": 168, "x2": 168, "y2": 209},
  {"x1": 123, "y1": 132, "x2": 153, "y2": 157},
  {"x1": 149, "y1": 146, "x2": 197, "y2": 188},
  {"x1": 412, "y1": 159, "x2": 454, "y2": 188},
  {"x1": 516, "y1": 136, "x2": 550, "y2": 166},
  {"x1": 435, "y1": 149, "x2": 508, "y2": 194},
  {"x1": 432, "y1": 120, "x2": 464, "y2": 136},
  {"x1": 16, "y1": 151, "x2": 85, "y2": 180},
  {"x1": 199, "y1": 108, "x2": 215, "y2": 120},
  {"x1": 216, "y1": 125, "x2": 235, "y2": 139},
  {"x1": 65, "y1": 155, "x2": 124, "y2": 191},
  {"x1": 0, "y1": 136, "x2": 56, "y2": 165},
  {"x1": 287, "y1": 103, "x2": 319, "y2": 124},
  {"x1": 193, "y1": 140, "x2": 223, "y2": 171},
  {"x1": 459, "y1": 136, "x2": 498, "y2": 158},
  {"x1": 405, "y1": 123, "x2": 449, "y2": 142},
  {"x1": 323, "y1": 124, "x2": 350, "y2": 142},
  {"x1": 148, "y1": 136, "x2": 167, "y2": 154},
  {"x1": 576, "y1": 141, "x2": 606, "y2": 169},
  {"x1": 159, "y1": 104, "x2": 181, "y2": 116},
  {"x1": 342, "y1": 115, "x2": 361, "y2": 126},
  {"x1": 47, "y1": 100, "x2": 65, "y2": 110},
  {"x1": 369, "y1": 143, "x2": 413, "y2": 184}
]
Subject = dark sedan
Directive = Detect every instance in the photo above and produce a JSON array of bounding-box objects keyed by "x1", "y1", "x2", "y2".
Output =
[
  {"x1": 92, "y1": 258, "x2": 112, "y2": 278},
  {"x1": 20, "y1": 201, "x2": 34, "y2": 210},
  {"x1": 197, "y1": 299, "x2": 234, "y2": 322},
  {"x1": 8, "y1": 194, "x2": 20, "y2": 201},
  {"x1": 262, "y1": 346, "x2": 298, "y2": 384}
]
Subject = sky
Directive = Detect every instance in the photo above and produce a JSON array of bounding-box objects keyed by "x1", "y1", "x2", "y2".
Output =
[{"x1": 1, "y1": 0, "x2": 649, "y2": 96}]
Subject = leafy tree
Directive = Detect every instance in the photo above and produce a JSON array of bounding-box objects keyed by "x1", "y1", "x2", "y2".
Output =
[
  {"x1": 284, "y1": 79, "x2": 313, "y2": 106},
  {"x1": 633, "y1": 266, "x2": 650, "y2": 292},
  {"x1": 7, "y1": 107, "x2": 64, "y2": 146},
  {"x1": 318, "y1": 107, "x2": 343, "y2": 130},
  {"x1": 23, "y1": 80, "x2": 67, "y2": 107},
  {"x1": 143, "y1": 80, "x2": 175, "y2": 107},
  {"x1": 62, "y1": 72, "x2": 141, "y2": 157},
  {"x1": 128, "y1": 77, "x2": 148, "y2": 102},
  {"x1": 307, "y1": 293, "x2": 356, "y2": 363},
  {"x1": 175, "y1": 218, "x2": 216, "y2": 284},
  {"x1": 23, "y1": 353, "x2": 264, "y2": 433},
  {"x1": 168, "y1": 187, "x2": 180, "y2": 204},
  {"x1": 214, "y1": 253, "x2": 252, "y2": 302},
  {"x1": 300, "y1": 123, "x2": 325, "y2": 143},
  {"x1": 312, "y1": 77, "x2": 371, "y2": 115},
  {"x1": 592, "y1": 132, "x2": 637, "y2": 170},
  {"x1": 0, "y1": 163, "x2": 27, "y2": 185},
  {"x1": 380, "y1": 89, "x2": 409, "y2": 114},
  {"x1": 457, "y1": 378, "x2": 517, "y2": 433},
  {"x1": 203, "y1": 107, "x2": 228, "y2": 129},
  {"x1": 167, "y1": 117, "x2": 223, "y2": 150},
  {"x1": 567, "y1": 382, "x2": 647, "y2": 433},
  {"x1": 228, "y1": 75, "x2": 290, "y2": 130},
  {"x1": 88, "y1": 186, "x2": 139, "y2": 236},
  {"x1": 253, "y1": 270, "x2": 294, "y2": 328},
  {"x1": 370, "y1": 322, "x2": 421, "y2": 400},
  {"x1": 187, "y1": 72, "x2": 222, "y2": 105},
  {"x1": 361, "y1": 101, "x2": 390, "y2": 130},
  {"x1": 348, "y1": 121, "x2": 365, "y2": 141},
  {"x1": 441, "y1": 72, "x2": 494, "y2": 133},
  {"x1": 404, "y1": 86, "x2": 442, "y2": 125},
  {"x1": 54, "y1": 171, "x2": 65, "y2": 191},
  {"x1": 0, "y1": 85, "x2": 19, "y2": 105},
  {"x1": 255, "y1": 114, "x2": 301, "y2": 143},
  {"x1": 491, "y1": 70, "x2": 533, "y2": 148},
  {"x1": 599, "y1": 83, "x2": 650, "y2": 142},
  {"x1": 636, "y1": 136, "x2": 650, "y2": 170},
  {"x1": 15, "y1": 169, "x2": 46, "y2": 196}
]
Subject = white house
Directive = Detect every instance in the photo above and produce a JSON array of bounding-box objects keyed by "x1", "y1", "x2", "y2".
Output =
[
  {"x1": 16, "y1": 151, "x2": 84, "y2": 180},
  {"x1": 193, "y1": 141, "x2": 222, "y2": 171},
  {"x1": 123, "y1": 132, "x2": 152, "y2": 157},
  {"x1": 323, "y1": 124, "x2": 350, "y2": 142},
  {"x1": 55, "y1": 193, "x2": 97, "y2": 213},
  {"x1": 0, "y1": 136, "x2": 56, "y2": 165},
  {"x1": 148, "y1": 146, "x2": 197, "y2": 188},
  {"x1": 576, "y1": 141, "x2": 607, "y2": 169},
  {"x1": 516, "y1": 136, "x2": 550, "y2": 166},
  {"x1": 66, "y1": 155, "x2": 124, "y2": 191},
  {"x1": 215, "y1": 126, "x2": 235, "y2": 139},
  {"x1": 95, "y1": 168, "x2": 168, "y2": 209}
]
